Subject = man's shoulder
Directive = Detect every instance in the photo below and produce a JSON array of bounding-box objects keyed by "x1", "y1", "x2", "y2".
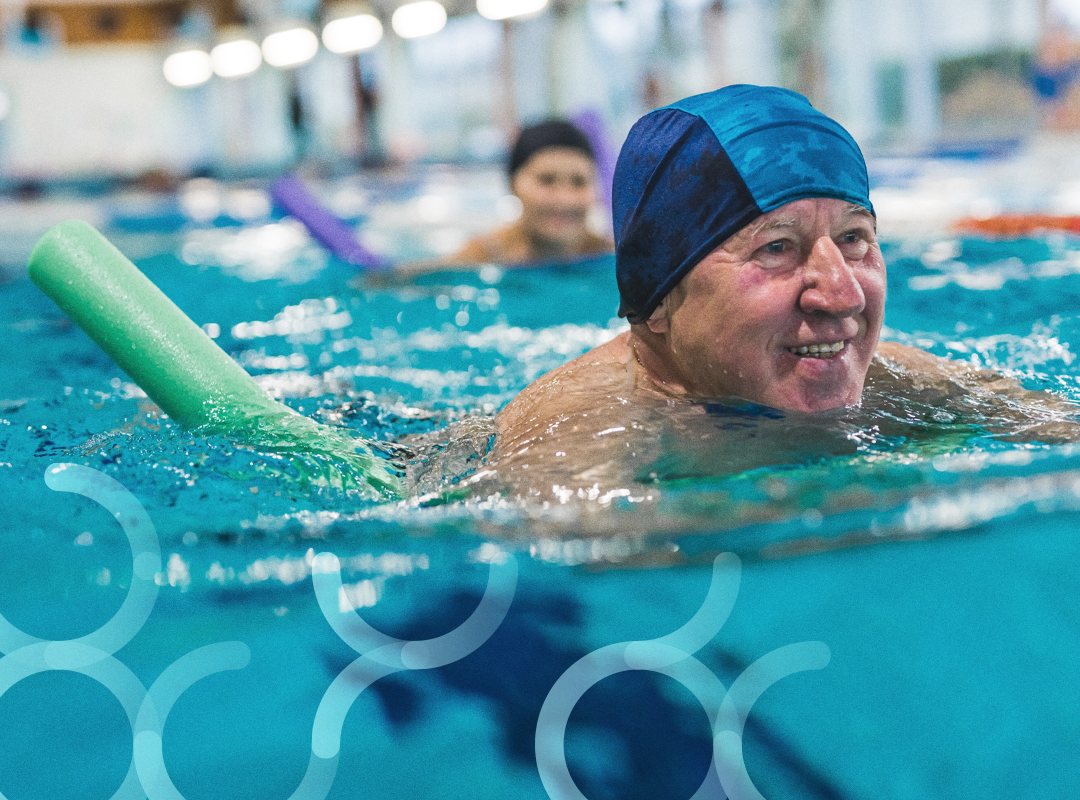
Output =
[
  {"x1": 870, "y1": 339, "x2": 1080, "y2": 440},
  {"x1": 495, "y1": 332, "x2": 634, "y2": 436},
  {"x1": 872, "y1": 339, "x2": 1050, "y2": 399},
  {"x1": 872, "y1": 340, "x2": 998, "y2": 386},
  {"x1": 869, "y1": 340, "x2": 981, "y2": 397},
  {"x1": 873, "y1": 340, "x2": 957, "y2": 373},
  {"x1": 502, "y1": 331, "x2": 633, "y2": 410}
]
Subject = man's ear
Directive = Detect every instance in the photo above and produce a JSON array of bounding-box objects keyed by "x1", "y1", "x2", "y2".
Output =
[{"x1": 645, "y1": 299, "x2": 669, "y2": 334}]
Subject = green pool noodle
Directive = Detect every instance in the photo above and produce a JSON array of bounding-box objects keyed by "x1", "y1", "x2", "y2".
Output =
[{"x1": 28, "y1": 220, "x2": 402, "y2": 499}]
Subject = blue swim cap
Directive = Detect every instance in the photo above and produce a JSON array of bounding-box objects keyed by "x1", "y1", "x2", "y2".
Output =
[{"x1": 613, "y1": 85, "x2": 873, "y2": 323}]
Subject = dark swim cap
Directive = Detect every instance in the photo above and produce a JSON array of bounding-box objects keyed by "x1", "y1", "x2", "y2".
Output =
[
  {"x1": 508, "y1": 120, "x2": 595, "y2": 177},
  {"x1": 613, "y1": 85, "x2": 873, "y2": 324}
]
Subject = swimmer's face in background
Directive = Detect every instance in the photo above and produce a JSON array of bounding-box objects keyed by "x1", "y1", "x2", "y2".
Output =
[
  {"x1": 641, "y1": 198, "x2": 886, "y2": 413},
  {"x1": 510, "y1": 146, "x2": 597, "y2": 250}
]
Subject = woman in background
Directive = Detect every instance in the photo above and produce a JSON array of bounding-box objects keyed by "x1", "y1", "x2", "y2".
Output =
[{"x1": 447, "y1": 120, "x2": 614, "y2": 266}]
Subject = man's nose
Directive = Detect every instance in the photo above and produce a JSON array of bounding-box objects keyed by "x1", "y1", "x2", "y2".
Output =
[{"x1": 798, "y1": 237, "x2": 865, "y2": 317}]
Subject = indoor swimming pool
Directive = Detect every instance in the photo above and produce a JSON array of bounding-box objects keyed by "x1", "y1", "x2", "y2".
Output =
[{"x1": 2, "y1": 163, "x2": 1080, "y2": 799}]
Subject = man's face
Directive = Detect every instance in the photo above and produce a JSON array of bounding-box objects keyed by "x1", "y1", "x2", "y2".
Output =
[
  {"x1": 511, "y1": 147, "x2": 596, "y2": 247},
  {"x1": 649, "y1": 197, "x2": 886, "y2": 412}
]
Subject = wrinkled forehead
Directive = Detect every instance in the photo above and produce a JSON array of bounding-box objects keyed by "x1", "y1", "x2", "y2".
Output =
[{"x1": 739, "y1": 200, "x2": 876, "y2": 242}]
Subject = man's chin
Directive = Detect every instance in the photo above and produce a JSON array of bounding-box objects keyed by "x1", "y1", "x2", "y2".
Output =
[
  {"x1": 764, "y1": 352, "x2": 869, "y2": 412},
  {"x1": 764, "y1": 381, "x2": 863, "y2": 414}
]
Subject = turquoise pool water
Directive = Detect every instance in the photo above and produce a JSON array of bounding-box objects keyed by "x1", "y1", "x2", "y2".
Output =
[{"x1": 3, "y1": 173, "x2": 1080, "y2": 799}]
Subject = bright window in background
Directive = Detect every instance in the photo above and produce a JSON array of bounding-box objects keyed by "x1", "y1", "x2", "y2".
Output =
[
  {"x1": 476, "y1": 0, "x2": 548, "y2": 21},
  {"x1": 392, "y1": 1, "x2": 447, "y2": 39},
  {"x1": 211, "y1": 38, "x2": 262, "y2": 78},
  {"x1": 163, "y1": 49, "x2": 214, "y2": 87},
  {"x1": 322, "y1": 14, "x2": 383, "y2": 53},
  {"x1": 261, "y1": 27, "x2": 320, "y2": 68}
]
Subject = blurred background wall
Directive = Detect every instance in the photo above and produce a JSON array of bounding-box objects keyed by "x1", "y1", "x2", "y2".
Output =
[{"x1": 0, "y1": 0, "x2": 1076, "y2": 185}]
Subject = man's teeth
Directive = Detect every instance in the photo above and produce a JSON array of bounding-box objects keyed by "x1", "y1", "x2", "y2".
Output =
[{"x1": 787, "y1": 341, "x2": 845, "y2": 358}]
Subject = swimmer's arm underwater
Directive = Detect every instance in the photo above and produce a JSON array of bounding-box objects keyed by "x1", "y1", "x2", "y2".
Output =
[{"x1": 871, "y1": 341, "x2": 1080, "y2": 442}]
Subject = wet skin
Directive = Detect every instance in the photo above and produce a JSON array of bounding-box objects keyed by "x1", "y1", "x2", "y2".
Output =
[
  {"x1": 490, "y1": 198, "x2": 1080, "y2": 495},
  {"x1": 632, "y1": 198, "x2": 885, "y2": 413}
]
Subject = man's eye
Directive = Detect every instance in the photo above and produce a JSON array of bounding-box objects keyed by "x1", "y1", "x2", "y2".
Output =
[
  {"x1": 839, "y1": 230, "x2": 870, "y2": 257},
  {"x1": 536, "y1": 173, "x2": 557, "y2": 186},
  {"x1": 756, "y1": 239, "x2": 796, "y2": 269}
]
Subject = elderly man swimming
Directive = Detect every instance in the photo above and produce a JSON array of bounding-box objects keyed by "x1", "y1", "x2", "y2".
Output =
[{"x1": 491, "y1": 85, "x2": 1077, "y2": 492}]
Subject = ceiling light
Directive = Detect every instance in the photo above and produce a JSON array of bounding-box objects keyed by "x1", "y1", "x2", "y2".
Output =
[
  {"x1": 391, "y1": 1, "x2": 446, "y2": 39},
  {"x1": 476, "y1": 0, "x2": 548, "y2": 20},
  {"x1": 262, "y1": 27, "x2": 319, "y2": 68},
  {"x1": 163, "y1": 49, "x2": 214, "y2": 87},
  {"x1": 322, "y1": 14, "x2": 383, "y2": 53},
  {"x1": 211, "y1": 37, "x2": 262, "y2": 78}
]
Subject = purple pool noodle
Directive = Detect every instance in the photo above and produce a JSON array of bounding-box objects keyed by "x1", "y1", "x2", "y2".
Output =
[
  {"x1": 570, "y1": 108, "x2": 617, "y2": 216},
  {"x1": 270, "y1": 175, "x2": 386, "y2": 269}
]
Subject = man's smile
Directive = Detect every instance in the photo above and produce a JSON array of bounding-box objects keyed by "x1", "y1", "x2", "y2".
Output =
[{"x1": 785, "y1": 340, "x2": 846, "y2": 359}]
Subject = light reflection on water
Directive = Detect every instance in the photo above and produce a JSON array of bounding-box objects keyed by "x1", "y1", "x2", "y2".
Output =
[{"x1": 6, "y1": 208, "x2": 1080, "y2": 581}]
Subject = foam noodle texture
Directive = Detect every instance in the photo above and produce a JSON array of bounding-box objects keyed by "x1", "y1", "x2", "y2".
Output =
[
  {"x1": 28, "y1": 220, "x2": 402, "y2": 499},
  {"x1": 270, "y1": 176, "x2": 386, "y2": 269}
]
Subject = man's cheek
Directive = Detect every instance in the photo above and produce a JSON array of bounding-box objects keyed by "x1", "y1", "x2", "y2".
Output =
[{"x1": 858, "y1": 270, "x2": 887, "y2": 308}]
